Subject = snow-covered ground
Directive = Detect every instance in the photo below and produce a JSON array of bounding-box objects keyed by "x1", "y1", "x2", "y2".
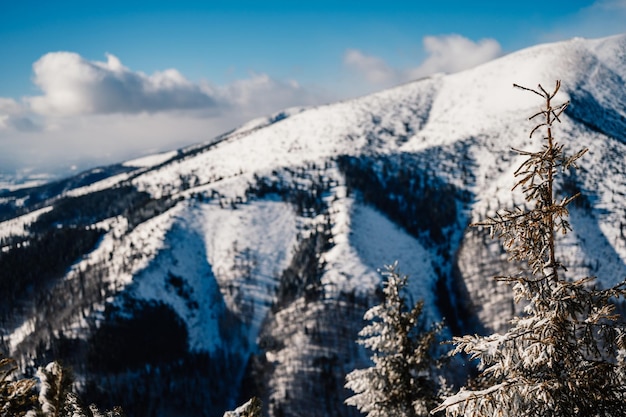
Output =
[
  {"x1": 1, "y1": 32, "x2": 625, "y2": 417},
  {"x1": 0, "y1": 206, "x2": 53, "y2": 242},
  {"x1": 122, "y1": 150, "x2": 179, "y2": 168}
]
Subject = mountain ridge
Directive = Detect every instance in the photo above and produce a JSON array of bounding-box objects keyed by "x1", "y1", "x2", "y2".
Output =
[{"x1": 1, "y1": 33, "x2": 626, "y2": 417}]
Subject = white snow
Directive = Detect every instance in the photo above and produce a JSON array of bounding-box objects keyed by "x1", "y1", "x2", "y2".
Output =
[
  {"x1": 6, "y1": 208, "x2": 182, "y2": 353},
  {"x1": 129, "y1": 198, "x2": 297, "y2": 351},
  {"x1": 0, "y1": 206, "x2": 53, "y2": 241},
  {"x1": 196, "y1": 198, "x2": 299, "y2": 344},
  {"x1": 5, "y1": 33, "x2": 626, "y2": 381},
  {"x1": 323, "y1": 195, "x2": 441, "y2": 322},
  {"x1": 130, "y1": 76, "x2": 439, "y2": 199},
  {"x1": 63, "y1": 172, "x2": 133, "y2": 197},
  {"x1": 122, "y1": 150, "x2": 178, "y2": 168}
]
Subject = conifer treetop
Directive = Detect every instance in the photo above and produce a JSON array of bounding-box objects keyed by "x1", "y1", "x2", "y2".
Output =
[
  {"x1": 473, "y1": 81, "x2": 586, "y2": 281},
  {"x1": 433, "y1": 81, "x2": 626, "y2": 417},
  {"x1": 346, "y1": 263, "x2": 442, "y2": 417},
  {"x1": 0, "y1": 354, "x2": 37, "y2": 416}
]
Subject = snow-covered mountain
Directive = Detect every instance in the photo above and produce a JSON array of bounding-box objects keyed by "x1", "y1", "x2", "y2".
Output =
[{"x1": 1, "y1": 33, "x2": 626, "y2": 417}]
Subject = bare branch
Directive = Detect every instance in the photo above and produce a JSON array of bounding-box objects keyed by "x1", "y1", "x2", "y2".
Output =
[{"x1": 513, "y1": 83, "x2": 544, "y2": 98}]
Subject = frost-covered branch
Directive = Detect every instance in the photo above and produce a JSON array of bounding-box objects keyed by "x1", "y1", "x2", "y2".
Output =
[{"x1": 435, "y1": 81, "x2": 626, "y2": 417}]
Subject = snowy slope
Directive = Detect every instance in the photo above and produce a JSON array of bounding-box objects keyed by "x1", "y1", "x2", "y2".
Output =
[{"x1": 1, "y1": 33, "x2": 625, "y2": 417}]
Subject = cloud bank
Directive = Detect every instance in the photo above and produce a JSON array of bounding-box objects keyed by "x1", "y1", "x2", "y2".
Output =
[
  {"x1": 0, "y1": 36, "x2": 503, "y2": 178},
  {"x1": 344, "y1": 34, "x2": 502, "y2": 88},
  {"x1": 25, "y1": 52, "x2": 323, "y2": 117},
  {"x1": 0, "y1": 52, "x2": 331, "y2": 177},
  {"x1": 27, "y1": 52, "x2": 215, "y2": 115}
]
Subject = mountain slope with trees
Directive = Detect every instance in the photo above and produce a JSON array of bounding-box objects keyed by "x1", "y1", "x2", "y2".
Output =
[{"x1": 0, "y1": 34, "x2": 625, "y2": 416}]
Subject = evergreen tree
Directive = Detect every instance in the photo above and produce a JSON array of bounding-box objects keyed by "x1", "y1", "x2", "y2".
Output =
[
  {"x1": 36, "y1": 361, "x2": 78, "y2": 417},
  {"x1": 0, "y1": 354, "x2": 37, "y2": 416},
  {"x1": 35, "y1": 361, "x2": 125, "y2": 417},
  {"x1": 433, "y1": 81, "x2": 626, "y2": 416},
  {"x1": 223, "y1": 397, "x2": 263, "y2": 417},
  {"x1": 6, "y1": 360, "x2": 123, "y2": 417},
  {"x1": 345, "y1": 263, "x2": 442, "y2": 417}
]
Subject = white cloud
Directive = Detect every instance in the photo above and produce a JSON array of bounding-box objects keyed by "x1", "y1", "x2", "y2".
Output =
[
  {"x1": 0, "y1": 98, "x2": 21, "y2": 128},
  {"x1": 594, "y1": 0, "x2": 626, "y2": 10},
  {"x1": 0, "y1": 51, "x2": 333, "y2": 177},
  {"x1": 539, "y1": 0, "x2": 626, "y2": 43},
  {"x1": 0, "y1": 98, "x2": 42, "y2": 132},
  {"x1": 408, "y1": 35, "x2": 502, "y2": 79},
  {"x1": 344, "y1": 34, "x2": 502, "y2": 90},
  {"x1": 0, "y1": 98, "x2": 20, "y2": 113},
  {"x1": 23, "y1": 52, "x2": 329, "y2": 119},
  {"x1": 215, "y1": 73, "x2": 326, "y2": 121},
  {"x1": 0, "y1": 112, "x2": 215, "y2": 175},
  {"x1": 27, "y1": 52, "x2": 218, "y2": 115},
  {"x1": 343, "y1": 49, "x2": 398, "y2": 85}
]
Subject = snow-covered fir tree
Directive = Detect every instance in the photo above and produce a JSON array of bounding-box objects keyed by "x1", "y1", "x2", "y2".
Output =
[
  {"x1": 345, "y1": 263, "x2": 442, "y2": 417},
  {"x1": 36, "y1": 361, "x2": 79, "y2": 417},
  {"x1": 433, "y1": 81, "x2": 626, "y2": 416},
  {"x1": 0, "y1": 355, "x2": 124, "y2": 417},
  {"x1": 223, "y1": 397, "x2": 263, "y2": 417},
  {"x1": 0, "y1": 354, "x2": 37, "y2": 416},
  {"x1": 35, "y1": 361, "x2": 125, "y2": 417}
]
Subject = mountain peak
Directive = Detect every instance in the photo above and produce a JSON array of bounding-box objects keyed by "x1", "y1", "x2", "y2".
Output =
[{"x1": 1, "y1": 33, "x2": 626, "y2": 417}]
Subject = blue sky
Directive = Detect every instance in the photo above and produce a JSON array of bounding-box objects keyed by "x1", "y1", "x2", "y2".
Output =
[{"x1": 0, "y1": 0, "x2": 625, "y2": 179}]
